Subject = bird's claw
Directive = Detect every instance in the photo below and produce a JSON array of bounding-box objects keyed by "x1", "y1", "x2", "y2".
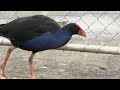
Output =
[
  {"x1": 0, "y1": 65, "x2": 9, "y2": 79},
  {"x1": 0, "y1": 71, "x2": 8, "y2": 79}
]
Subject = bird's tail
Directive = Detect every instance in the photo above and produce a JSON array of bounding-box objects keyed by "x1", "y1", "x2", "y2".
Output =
[
  {"x1": 0, "y1": 24, "x2": 9, "y2": 38},
  {"x1": 0, "y1": 24, "x2": 5, "y2": 36},
  {"x1": 0, "y1": 24, "x2": 5, "y2": 26}
]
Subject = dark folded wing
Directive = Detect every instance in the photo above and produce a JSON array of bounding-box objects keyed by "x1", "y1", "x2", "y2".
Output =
[{"x1": 0, "y1": 15, "x2": 61, "y2": 41}]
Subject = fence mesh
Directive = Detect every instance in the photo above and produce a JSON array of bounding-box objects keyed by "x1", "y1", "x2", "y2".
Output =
[{"x1": 0, "y1": 11, "x2": 120, "y2": 48}]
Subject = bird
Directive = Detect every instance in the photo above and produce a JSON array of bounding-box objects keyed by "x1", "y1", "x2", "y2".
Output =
[{"x1": 0, "y1": 15, "x2": 86, "y2": 79}]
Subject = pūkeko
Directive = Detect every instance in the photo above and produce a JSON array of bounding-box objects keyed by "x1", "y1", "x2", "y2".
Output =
[{"x1": 0, "y1": 15, "x2": 86, "y2": 79}]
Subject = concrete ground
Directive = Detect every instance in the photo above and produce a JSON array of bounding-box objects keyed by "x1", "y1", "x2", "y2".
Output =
[{"x1": 0, "y1": 44, "x2": 120, "y2": 79}]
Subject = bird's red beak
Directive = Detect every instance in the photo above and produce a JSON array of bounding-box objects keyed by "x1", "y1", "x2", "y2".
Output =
[
  {"x1": 78, "y1": 29, "x2": 86, "y2": 37},
  {"x1": 76, "y1": 23, "x2": 86, "y2": 37}
]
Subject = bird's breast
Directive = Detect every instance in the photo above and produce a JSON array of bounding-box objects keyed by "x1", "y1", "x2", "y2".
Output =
[{"x1": 11, "y1": 32, "x2": 72, "y2": 52}]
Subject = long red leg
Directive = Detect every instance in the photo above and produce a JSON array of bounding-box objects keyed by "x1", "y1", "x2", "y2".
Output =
[
  {"x1": 29, "y1": 52, "x2": 36, "y2": 79},
  {"x1": 0, "y1": 47, "x2": 16, "y2": 79}
]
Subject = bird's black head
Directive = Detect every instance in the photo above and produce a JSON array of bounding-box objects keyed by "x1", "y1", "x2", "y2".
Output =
[{"x1": 62, "y1": 23, "x2": 86, "y2": 37}]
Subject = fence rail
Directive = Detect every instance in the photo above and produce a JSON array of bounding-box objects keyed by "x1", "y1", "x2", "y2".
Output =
[{"x1": 0, "y1": 11, "x2": 120, "y2": 55}]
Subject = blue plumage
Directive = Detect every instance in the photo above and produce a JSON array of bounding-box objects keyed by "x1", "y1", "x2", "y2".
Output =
[
  {"x1": 11, "y1": 28, "x2": 73, "y2": 52},
  {"x1": 0, "y1": 15, "x2": 86, "y2": 79}
]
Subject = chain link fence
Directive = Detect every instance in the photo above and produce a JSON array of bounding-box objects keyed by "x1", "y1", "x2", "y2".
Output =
[{"x1": 0, "y1": 11, "x2": 120, "y2": 53}]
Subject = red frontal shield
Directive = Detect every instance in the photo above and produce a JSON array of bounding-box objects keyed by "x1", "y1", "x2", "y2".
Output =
[{"x1": 76, "y1": 23, "x2": 86, "y2": 37}]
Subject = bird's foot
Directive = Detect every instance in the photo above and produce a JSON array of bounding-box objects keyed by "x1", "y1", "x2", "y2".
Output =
[
  {"x1": 0, "y1": 70, "x2": 9, "y2": 79},
  {"x1": 0, "y1": 65, "x2": 9, "y2": 79}
]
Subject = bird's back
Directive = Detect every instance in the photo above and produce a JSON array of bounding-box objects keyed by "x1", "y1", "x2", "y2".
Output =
[{"x1": 0, "y1": 15, "x2": 61, "y2": 42}]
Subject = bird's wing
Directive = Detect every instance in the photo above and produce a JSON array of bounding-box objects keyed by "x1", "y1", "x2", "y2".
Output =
[{"x1": 0, "y1": 15, "x2": 61, "y2": 41}]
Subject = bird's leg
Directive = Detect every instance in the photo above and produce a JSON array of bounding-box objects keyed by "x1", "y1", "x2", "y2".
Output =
[
  {"x1": 0, "y1": 46, "x2": 16, "y2": 79},
  {"x1": 29, "y1": 52, "x2": 35, "y2": 79}
]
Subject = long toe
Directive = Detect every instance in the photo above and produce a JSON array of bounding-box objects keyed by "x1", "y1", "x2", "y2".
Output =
[{"x1": 0, "y1": 70, "x2": 9, "y2": 79}]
